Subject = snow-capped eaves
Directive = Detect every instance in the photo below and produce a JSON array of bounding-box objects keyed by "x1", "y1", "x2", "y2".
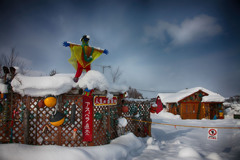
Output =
[
  {"x1": 158, "y1": 87, "x2": 224, "y2": 104},
  {"x1": 202, "y1": 94, "x2": 225, "y2": 102}
]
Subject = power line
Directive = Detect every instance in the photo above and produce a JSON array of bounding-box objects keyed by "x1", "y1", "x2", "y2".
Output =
[
  {"x1": 135, "y1": 88, "x2": 176, "y2": 93},
  {"x1": 135, "y1": 88, "x2": 158, "y2": 92}
]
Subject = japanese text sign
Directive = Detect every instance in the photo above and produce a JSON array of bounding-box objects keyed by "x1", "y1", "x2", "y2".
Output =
[
  {"x1": 82, "y1": 95, "x2": 93, "y2": 142},
  {"x1": 94, "y1": 96, "x2": 118, "y2": 106}
]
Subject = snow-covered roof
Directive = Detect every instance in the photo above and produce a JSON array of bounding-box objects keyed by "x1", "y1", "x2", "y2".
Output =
[
  {"x1": 158, "y1": 87, "x2": 225, "y2": 104},
  {"x1": 10, "y1": 70, "x2": 127, "y2": 97},
  {"x1": 202, "y1": 94, "x2": 225, "y2": 102}
]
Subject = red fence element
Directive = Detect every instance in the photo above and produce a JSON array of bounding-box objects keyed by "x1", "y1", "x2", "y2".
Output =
[{"x1": 82, "y1": 95, "x2": 93, "y2": 142}]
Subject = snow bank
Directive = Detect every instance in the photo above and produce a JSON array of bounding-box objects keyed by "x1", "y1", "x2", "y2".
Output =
[
  {"x1": 151, "y1": 108, "x2": 181, "y2": 120},
  {"x1": 0, "y1": 133, "x2": 143, "y2": 160},
  {"x1": 224, "y1": 103, "x2": 240, "y2": 119},
  {"x1": 224, "y1": 108, "x2": 234, "y2": 119},
  {"x1": 0, "y1": 144, "x2": 92, "y2": 160},
  {"x1": 110, "y1": 132, "x2": 144, "y2": 157},
  {"x1": 206, "y1": 152, "x2": 223, "y2": 160},
  {"x1": 178, "y1": 147, "x2": 201, "y2": 159},
  {"x1": 81, "y1": 133, "x2": 144, "y2": 160}
]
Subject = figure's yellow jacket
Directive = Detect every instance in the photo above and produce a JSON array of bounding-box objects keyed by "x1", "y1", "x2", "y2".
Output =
[{"x1": 68, "y1": 44, "x2": 104, "y2": 70}]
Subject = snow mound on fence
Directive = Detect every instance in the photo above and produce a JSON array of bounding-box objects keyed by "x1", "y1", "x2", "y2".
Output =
[
  {"x1": 10, "y1": 70, "x2": 109, "y2": 97},
  {"x1": 11, "y1": 73, "x2": 76, "y2": 97},
  {"x1": 118, "y1": 117, "x2": 128, "y2": 127},
  {"x1": 77, "y1": 70, "x2": 108, "y2": 91},
  {"x1": 0, "y1": 133, "x2": 143, "y2": 160}
]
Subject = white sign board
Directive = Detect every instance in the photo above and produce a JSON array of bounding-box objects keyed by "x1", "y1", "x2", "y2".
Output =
[{"x1": 207, "y1": 128, "x2": 218, "y2": 140}]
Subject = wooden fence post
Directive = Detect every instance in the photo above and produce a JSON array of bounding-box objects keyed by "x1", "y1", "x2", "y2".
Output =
[
  {"x1": 23, "y1": 108, "x2": 30, "y2": 144},
  {"x1": 57, "y1": 95, "x2": 62, "y2": 146}
]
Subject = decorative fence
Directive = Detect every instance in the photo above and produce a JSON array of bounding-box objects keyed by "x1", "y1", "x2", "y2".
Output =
[
  {"x1": 0, "y1": 91, "x2": 152, "y2": 147},
  {"x1": 122, "y1": 99, "x2": 152, "y2": 137}
]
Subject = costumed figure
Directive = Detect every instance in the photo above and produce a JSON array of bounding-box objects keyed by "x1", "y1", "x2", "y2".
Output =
[{"x1": 63, "y1": 35, "x2": 108, "y2": 82}]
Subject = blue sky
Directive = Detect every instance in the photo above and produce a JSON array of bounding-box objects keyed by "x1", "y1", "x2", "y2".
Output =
[{"x1": 0, "y1": 0, "x2": 239, "y2": 98}]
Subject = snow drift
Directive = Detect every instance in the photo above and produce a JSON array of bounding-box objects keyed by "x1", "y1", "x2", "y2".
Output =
[{"x1": 0, "y1": 133, "x2": 143, "y2": 160}]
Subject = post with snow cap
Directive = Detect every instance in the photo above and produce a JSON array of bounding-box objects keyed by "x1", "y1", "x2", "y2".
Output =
[
  {"x1": 63, "y1": 35, "x2": 109, "y2": 83},
  {"x1": 117, "y1": 117, "x2": 128, "y2": 136}
]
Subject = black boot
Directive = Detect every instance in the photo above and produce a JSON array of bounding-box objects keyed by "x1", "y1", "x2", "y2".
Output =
[{"x1": 73, "y1": 77, "x2": 79, "y2": 83}]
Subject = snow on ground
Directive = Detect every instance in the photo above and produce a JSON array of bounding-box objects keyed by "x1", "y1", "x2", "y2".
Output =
[
  {"x1": 0, "y1": 133, "x2": 144, "y2": 160},
  {"x1": 224, "y1": 103, "x2": 240, "y2": 119},
  {"x1": 1, "y1": 109, "x2": 240, "y2": 160},
  {"x1": 150, "y1": 108, "x2": 181, "y2": 120},
  {"x1": 134, "y1": 110, "x2": 240, "y2": 160}
]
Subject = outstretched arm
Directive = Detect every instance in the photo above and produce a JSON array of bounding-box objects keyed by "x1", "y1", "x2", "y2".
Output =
[
  {"x1": 63, "y1": 41, "x2": 81, "y2": 47},
  {"x1": 93, "y1": 47, "x2": 109, "y2": 55}
]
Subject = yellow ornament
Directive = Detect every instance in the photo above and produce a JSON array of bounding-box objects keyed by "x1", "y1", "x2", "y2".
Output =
[
  {"x1": 44, "y1": 95, "x2": 57, "y2": 107},
  {"x1": 49, "y1": 111, "x2": 65, "y2": 127}
]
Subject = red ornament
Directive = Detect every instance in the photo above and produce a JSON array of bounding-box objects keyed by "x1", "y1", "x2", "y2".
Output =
[
  {"x1": 122, "y1": 106, "x2": 129, "y2": 113},
  {"x1": 150, "y1": 106, "x2": 156, "y2": 113},
  {"x1": 155, "y1": 96, "x2": 163, "y2": 113},
  {"x1": 38, "y1": 99, "x2": 45, "y2": 108}
]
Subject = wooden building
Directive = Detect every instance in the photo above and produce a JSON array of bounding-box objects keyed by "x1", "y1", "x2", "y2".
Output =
[{"x1": 158, "y1": 87, "x2": 225, "y2": 119}]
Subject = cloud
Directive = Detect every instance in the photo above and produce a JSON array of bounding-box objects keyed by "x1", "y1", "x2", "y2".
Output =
[{"x1": 144, "y1": 14, "x2": 222, "y2": 46}]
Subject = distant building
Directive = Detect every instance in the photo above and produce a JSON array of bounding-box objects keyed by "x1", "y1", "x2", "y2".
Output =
[{"x1": 157, "y1": 87, "x2": 225, "y2": 119}]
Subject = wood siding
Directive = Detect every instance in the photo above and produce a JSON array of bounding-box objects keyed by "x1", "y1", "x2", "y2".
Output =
[
  {"x1": 180, "y1": 102, "x2": 199, "y2": 119},
  {"x1": 167, "y1": 91, "x2": 223, "y2": 119}
]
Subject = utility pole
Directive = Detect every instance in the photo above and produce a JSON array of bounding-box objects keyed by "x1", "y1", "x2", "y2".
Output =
[
  {"x1": 102, "y1": 65, "x2": 111, "y2": 74},
  {"x1": 94, "y1": 65, "x2": 111, "y2": 74}
]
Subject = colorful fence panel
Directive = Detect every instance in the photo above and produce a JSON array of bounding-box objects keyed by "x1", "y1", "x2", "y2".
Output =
[{"x1": 0, "y1": 92, "x2": 151, "y2": 146}]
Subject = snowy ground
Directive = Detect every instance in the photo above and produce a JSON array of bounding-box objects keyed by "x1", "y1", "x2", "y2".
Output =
[
  {"x1": 135, "y1": 112, "x2": 240, "y2": 160},
  {"x1": 1, "y1": 110, "x2": 240, "y2": 160}
]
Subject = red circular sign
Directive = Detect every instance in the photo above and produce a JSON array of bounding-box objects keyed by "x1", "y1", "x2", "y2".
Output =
[{"x1": 208, "y1": 129, "x2": 217, "y2": 136}]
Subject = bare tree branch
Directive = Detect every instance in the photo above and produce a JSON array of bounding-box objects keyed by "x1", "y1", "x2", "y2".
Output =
[
  {"x1": 127, "y1": 87, "x2": 143, "y2": 99},
  {"x1": 49, "y1": 69, "x2": 57, "y2": 76},
  {"x1": 0, "y1": 48, "x2": 27, "y2": 77},
  {"x1": 111, "y1": 66, "x2": 122, "y2": 83}
]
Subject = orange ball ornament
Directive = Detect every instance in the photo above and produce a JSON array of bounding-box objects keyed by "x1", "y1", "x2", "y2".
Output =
[{"x1": 44, "y1": 95, "x2": 57, "y2": 107}]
